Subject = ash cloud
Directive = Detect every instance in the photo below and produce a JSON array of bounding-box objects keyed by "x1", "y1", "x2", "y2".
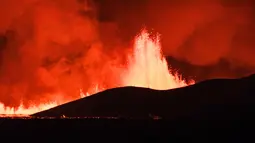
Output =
[
  {"x1": 145, "y1": 0, "x2": 255, "y2": 68},
  {"x1": 1, "y1": 0, "x2": 255, "y2": 108},
  {"x1": 0, "y1": 0, "x2": 124, "y2": 108},
  {"x1": 102, "y1": 0, "x2": 255, "y2": 78}
]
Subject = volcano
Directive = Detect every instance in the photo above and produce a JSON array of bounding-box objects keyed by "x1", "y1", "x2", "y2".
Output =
[{"x1": 32, "y1": 73, "x2": 255, "y2": 119}]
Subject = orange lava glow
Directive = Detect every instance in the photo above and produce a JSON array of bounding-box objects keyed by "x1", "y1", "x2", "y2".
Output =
[
  {"x1": 122, "y1": 30, "x2": 194, "y2": 89},
  {"x1": 0, "y1": 102, "x2": 57, "y2": 117},
  {"x1": 0, "y1": 29, "x2": 194, "y2": 116}
]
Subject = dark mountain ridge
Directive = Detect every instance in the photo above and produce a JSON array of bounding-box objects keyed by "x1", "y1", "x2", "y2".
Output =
[{"x1": 32, "y1": 73, "x2": 255, "y2": 119}]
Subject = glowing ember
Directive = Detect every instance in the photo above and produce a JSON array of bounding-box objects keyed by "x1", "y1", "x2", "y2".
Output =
[
  {"x1": 0, "y1": 29, "x2": 194, "y2": 116},
  {"x1": 83, "y1": 84, "x2": 105, "y2": 98},
  {"x1": 80, "y1": 89, "x2": 86, "y2": 98},
  {"x1": 80, "y1": 84, "x2": 104, "y2": 98}
]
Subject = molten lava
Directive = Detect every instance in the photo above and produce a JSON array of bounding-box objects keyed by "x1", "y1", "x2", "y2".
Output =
[
  {"x1": 0, "y1": 102, "x2": 57, "y2": 117},
  {"x1": 0, "y1": 29, "x2": 194, "y2": 116},
  {"x1": 122, "y1": 30, "x2": 193, "y2": 89}
]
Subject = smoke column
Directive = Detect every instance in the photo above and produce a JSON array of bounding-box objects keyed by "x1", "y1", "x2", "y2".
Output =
[
  {"x1": 0, "y1": 0, "x2": 115, "y2": 108},
  {"x1": 145, "y1": 0, "x2": 255, "y2": 67},
  {"x1": 0, "y1": 0, "x2": 255, "y2": 108},
  {"x1": 104, "y1": 0, "x2": 255, "y2": 78}
]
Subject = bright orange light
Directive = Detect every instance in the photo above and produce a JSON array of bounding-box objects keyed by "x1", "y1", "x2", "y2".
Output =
[{"x1": 0, "y1": 29, "x2": 194, "y2": 116}]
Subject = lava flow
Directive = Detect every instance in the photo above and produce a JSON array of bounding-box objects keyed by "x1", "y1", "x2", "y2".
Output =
[{"x1": 0, "y1": 29, "x2": 194, "y2": 116}]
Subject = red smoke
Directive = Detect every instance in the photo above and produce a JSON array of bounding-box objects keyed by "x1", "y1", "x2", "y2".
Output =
[
  {"x1": 0, "y1": 0, "x2": 115, "y2": 107},
  {"x1": 0, "y1": 0, "x2": 255, "y2": 109},
  {"x1": 107, "y1": 0, "x2": 255, "y2": 78},
  {"x1": 146, "y1": 0, "x2": 255, "y2": 67}
]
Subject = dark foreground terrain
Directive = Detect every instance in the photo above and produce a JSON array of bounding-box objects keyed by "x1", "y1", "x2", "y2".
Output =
[
  {"x1": 0, "y1": 118, "x2": 254, "y2": 142},
  {"x1": 1, "y1": 74, "x2": 255, "y2": 141},
  {"x1": 33, "y1": 74, "x2": 255, "y2": 120}
]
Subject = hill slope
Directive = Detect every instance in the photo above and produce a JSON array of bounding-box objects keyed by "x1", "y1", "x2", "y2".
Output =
[{"x1": 32, "y1": 74, "x2": 255, "y2": 119}]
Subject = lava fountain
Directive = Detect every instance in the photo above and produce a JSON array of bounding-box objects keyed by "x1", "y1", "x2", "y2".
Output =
[
  {"x1": 0, "y1": 29, "x2": 194, "y2": 116},
  {"x1": 122, "y1": 29, "x2": 194, "y2": 89}
]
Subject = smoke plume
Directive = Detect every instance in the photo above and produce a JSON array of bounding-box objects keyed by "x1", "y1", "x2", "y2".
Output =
[
  {"x1": 145, "y1": 0, "x2": 255, "y2": 68},
  {"x1": 1, "y1": 0, "x2": 255, "y2": 108},
  {"x1": 101, "y1": 0, "x2": 255, "y2": 79},
  {"x1": 0, "y1": 0, "x2": 125, "y2": 108}
]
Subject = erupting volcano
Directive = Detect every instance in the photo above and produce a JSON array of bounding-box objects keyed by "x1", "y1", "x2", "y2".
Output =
[{"x1": 0, "y1": 29, "x2": 194, "y2": 116}]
